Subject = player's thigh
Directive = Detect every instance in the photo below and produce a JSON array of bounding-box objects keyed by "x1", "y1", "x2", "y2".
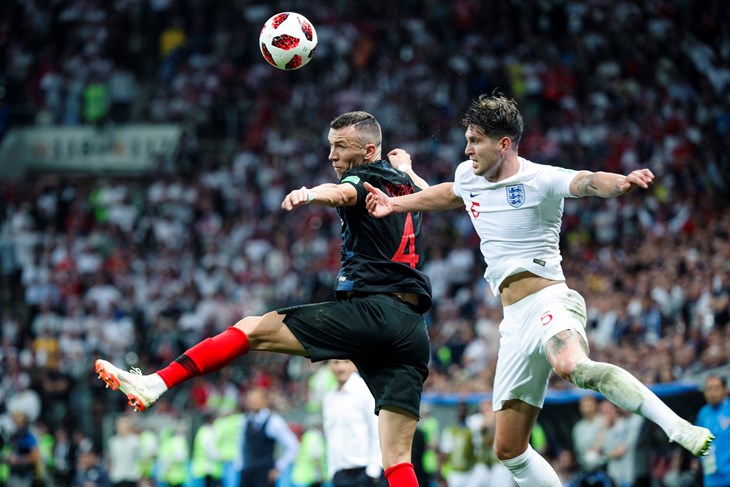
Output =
[
  {"x1": 493, "y1": 399, "x2": 541, "y2": 460},
  {"x1": 234, "y1": 310, "x2": 306, "y2": 355},
  {"x1": 492, "y1": 310, "x2": 552, "y2": 411},
  {"x1": 538, "y1": 286, "x2": 590, "y2": 378},
  {"x1": 538, "y1": 286, "x2": 589, "y2": 351}
]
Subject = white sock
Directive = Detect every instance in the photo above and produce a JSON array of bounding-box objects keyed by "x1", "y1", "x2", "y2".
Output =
[
  {"x1": 500, "y1": 445, "x2": 561, "y2": 487},
  {"x1": 572, "y1": 359, "x2": 683, "y2": 437},
  {"x1": 146, "y1": 373, "x2": 169, "y2": 394}
]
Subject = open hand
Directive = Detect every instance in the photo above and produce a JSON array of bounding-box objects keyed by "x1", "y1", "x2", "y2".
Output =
[{"x1": 364, "y1": 182, "x2": 394, "y2": 218}]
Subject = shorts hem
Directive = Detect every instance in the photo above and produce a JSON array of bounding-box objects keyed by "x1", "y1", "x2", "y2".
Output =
[
  {"x1": 375, "y1": 400, "x2": 421, "y2": 420},
  {"x1": 492, "y1": 395, "x2": 544, "y2": 412},
  {"x1": 541, "y1": 321, "x2": 588, "y2": 349},
  {"x1": 280, "y1": 313, "x2": 323, "y2": 361}
]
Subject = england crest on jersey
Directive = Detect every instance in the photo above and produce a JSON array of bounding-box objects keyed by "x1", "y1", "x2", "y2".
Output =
[{"x1": 506, "y1": 184, "x2": 525, "y2": 208}]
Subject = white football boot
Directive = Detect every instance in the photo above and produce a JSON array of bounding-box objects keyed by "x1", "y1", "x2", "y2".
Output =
[
  {"x1": 95, "y1": 359, "x2": 160, "y2": 412},
  {"x1": 670, "y1": 420, "x2": 714, "y2": 456}
]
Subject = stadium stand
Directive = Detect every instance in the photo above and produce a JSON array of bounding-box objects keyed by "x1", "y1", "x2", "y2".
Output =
[{"x1": 0, "y1": 0, "x2": 728, "y2": 485}]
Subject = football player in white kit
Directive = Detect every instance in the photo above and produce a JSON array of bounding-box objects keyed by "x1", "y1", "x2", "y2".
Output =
[{"x1": 364, "y1": 93, "x2": 714, "y2": 487}]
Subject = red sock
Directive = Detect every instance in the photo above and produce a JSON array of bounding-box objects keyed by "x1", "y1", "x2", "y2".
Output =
[
  {"x1": 384, "y1": 463, "x2": 418, "y2": 487},
  {"x1": 157, "y1": 327, "x2": 249, "y2": 388}
]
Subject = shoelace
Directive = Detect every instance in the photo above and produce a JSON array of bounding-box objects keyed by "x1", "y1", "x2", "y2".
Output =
[{"x1": 130, "y1": 367, "x2": 143, "y2": 376}]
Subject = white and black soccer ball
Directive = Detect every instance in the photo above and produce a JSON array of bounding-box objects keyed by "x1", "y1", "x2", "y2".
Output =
[{"x1": 259, "y1": 12, "x2": 317, "y2": 70}]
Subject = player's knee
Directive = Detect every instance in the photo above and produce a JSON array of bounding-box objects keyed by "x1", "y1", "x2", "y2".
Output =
[
  {"x1": 234, "y1": 312, "x2": 302, "y2": 353},
  {"x1": 494, "y1": 439, "x2": 525, "y2": 462},
  {"x1": 550, "y1": 355, "x2": 582, "y2": 381},
  {"x1": 545, "y1": 330, "x2": 589, "y2": 380},
  {"x1": 232, "y1": 316, "x2": 263, "y2": 343}
]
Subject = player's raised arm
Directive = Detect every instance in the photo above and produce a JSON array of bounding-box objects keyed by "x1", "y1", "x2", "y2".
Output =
[
  {"x1": 569, "y1": 168, "x2": 655, "y2": 198},
  {"x1": 281, "y1": 183, "x2": 358, "y2": 211},
  {"x1": 364, "y1": 181, "x2": 464, "y2": 218},
  {"x1": 387, "y1": 148, "x2": 430, "y2": 189}
]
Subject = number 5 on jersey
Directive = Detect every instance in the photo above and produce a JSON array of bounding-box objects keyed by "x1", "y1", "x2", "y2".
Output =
[{"x1": 391, "y1": 213, "x2": 419, "y2": 268}]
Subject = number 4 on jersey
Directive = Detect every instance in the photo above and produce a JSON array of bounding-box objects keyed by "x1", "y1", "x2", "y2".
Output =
[{"x1": 391, "y1": 213, "x2": 419, "y2": 268}]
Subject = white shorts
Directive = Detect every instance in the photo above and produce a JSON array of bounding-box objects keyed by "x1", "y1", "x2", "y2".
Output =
[{"x1": 492, "y1": 283, "x2": 588, "y2": 411}]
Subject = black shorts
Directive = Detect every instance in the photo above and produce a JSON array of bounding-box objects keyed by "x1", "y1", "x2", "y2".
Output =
[{"x1": 279, "y1": 293, "x2": 430, "y2": 418}]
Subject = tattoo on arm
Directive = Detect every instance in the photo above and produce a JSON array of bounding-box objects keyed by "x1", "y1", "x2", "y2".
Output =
[
  {"x1": 574, "y1": 172, "x2": 624, "y2": 197},
  {"x1": 574, "y1": 173, "x2": 600, "y2": 197}
]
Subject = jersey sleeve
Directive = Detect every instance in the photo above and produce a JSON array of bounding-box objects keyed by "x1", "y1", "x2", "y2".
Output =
[
  {"x1": 340, "y1": 173, "x2": 365, "y2": 205},
  {"x1": 540, "y1": 164, "x2": 577, "y2": 199},
  {"x1": 452, "y1": 161, "x2": 472, "y2": 199}
]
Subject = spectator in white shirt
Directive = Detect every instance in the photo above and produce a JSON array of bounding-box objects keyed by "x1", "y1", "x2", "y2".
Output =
[
  {"x1": 106, "y1": 415, "x2": 141, "y2": 487},
  {"x1": 323, "y1": 359, "x2": 384, "y2": 487}
]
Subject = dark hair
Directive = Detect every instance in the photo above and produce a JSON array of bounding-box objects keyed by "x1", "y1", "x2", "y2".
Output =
[
  {"x1": 330, "y1": 111, "x2": 382, "y2": 148},
  {"x1": 462, "y1": 93, "x2": 524, "y2": 146}
]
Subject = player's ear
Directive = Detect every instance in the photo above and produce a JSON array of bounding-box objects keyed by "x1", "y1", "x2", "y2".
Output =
[
  {"x1": 499, "y1": 136, "x2": 512, "y2": 151},
  {"x1": 363, "y1": 142, "x2": 377, "y2": 160}
]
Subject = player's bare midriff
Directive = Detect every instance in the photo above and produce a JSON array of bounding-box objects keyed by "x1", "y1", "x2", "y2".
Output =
[{"x1": 498, "y1": 271, "x2": 565, "y2": 306}]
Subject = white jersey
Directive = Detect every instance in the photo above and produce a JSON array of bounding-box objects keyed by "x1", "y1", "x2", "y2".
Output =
[{"x1": 452, "y1": 157, "x2": 577, "y2": 296}]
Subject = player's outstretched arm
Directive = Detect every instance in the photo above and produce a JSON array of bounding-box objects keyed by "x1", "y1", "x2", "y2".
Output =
[
  {"x1": 569, "y1": 168, "x2": 655, "y2": 198},
  {"x1": 364, "y1": 182, "x2": 395, "y2": 218},
  {"x1": 281, "y1": 183, "x2": 357, "y2": 210},
  {"x1": 364, "y1": 181, "x2": 463, "y2": 218},
  {"x1": 387, "y1": 148, "x2": 429, "y2": 189}
]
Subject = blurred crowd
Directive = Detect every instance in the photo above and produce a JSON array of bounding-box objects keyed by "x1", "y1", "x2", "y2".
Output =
[{"x1": 1, "y1": 0, "x2": 730, "y2": 485}]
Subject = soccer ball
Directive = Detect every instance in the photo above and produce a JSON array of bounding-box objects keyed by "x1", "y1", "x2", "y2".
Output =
[{"x1": 259, "y1": 12, "x2": 317, "y2": 70}]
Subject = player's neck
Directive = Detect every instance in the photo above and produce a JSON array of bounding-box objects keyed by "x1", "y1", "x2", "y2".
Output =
[{"x1": 487, "y1": 154, "x2": 520, "y2": 183}]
